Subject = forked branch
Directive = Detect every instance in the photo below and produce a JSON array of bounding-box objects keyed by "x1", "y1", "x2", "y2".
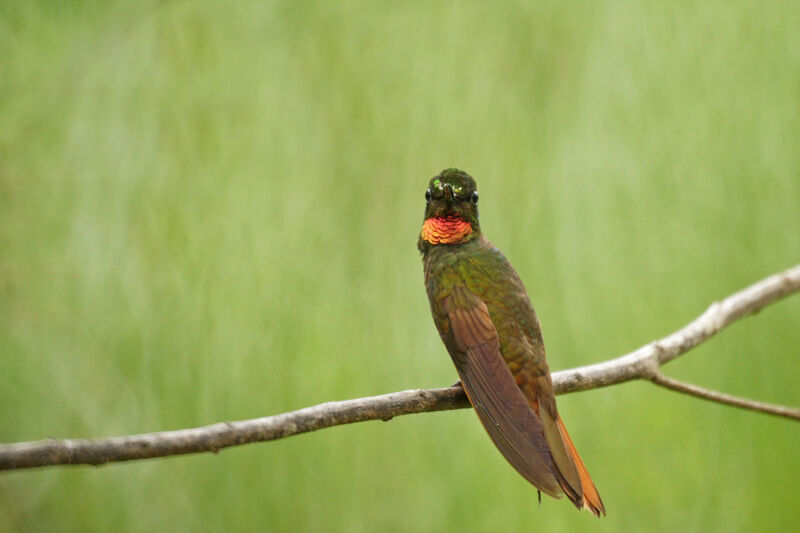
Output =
[{"x1": 1, "y1": 264, "x2": 798, "y2": 471}]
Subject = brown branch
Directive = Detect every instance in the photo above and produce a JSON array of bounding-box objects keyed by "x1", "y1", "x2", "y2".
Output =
[
  {"x1": 551, "y1": 263, "x2": 800, "y2": 394},
  {"x1": 649, "y1": 371, "x2": 800, "y2": 421},
  {"x1": 0, "y1": 387, "x2": 469, "y2": 470},
  {"x1": 1, "y1": 264, "x2": 799, "y2": 471}
]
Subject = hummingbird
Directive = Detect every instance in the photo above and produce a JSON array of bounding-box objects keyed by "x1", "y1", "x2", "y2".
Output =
[{"x1": 418, "y1": 168, "x2": 605, "y2": 516}]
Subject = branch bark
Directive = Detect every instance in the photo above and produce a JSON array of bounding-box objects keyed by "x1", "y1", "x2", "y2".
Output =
[
  {"x1": 2, "y1": 264, "x2": 799, "y2": 471},
  {"x1": 649, "y1": 371, "x2": 800, "y2": 421}
]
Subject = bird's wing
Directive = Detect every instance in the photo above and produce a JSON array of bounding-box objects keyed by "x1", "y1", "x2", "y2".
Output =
[
  {"x1": 444, "y1": 289, "x2": 562, "y2": 498},
  {"x1": 528, "y1": 375, "x2": 583, "y2": 504}
]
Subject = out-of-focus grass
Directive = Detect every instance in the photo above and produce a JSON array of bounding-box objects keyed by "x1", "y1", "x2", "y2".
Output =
[{"x1": 1, "y1": 1, "x2": 799, "y2": 531}]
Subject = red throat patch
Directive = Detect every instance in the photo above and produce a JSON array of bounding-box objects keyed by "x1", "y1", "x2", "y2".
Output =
[{"x1": 421, "y1": 216, "x2": 473, "y2": 245}]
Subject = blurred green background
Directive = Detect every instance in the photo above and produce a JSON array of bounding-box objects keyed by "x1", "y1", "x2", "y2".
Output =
[{"x1": 2, "y1": 1, "x2": 799, "y2": 531}]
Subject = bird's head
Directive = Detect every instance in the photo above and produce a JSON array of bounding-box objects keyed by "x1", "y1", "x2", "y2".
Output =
[{"x1": 419, "y1": 168, "x2": 480, "y2": 250}]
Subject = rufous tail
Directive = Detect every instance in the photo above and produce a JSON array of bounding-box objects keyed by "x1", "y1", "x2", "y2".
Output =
[{"x1": 556, "y1": 416, "x2": 606, "y2": 517}]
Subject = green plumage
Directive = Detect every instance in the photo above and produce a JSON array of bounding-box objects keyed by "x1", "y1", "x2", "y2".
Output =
[
  {"x1": 419, "y1": 169, "x2": 550, "y2": 381},
  {"x1": 422, "y1": 237, "x2": 549, "y2": 375},
  {"x1": 419, "y1": 169, "x2": 604, "y2": 515}
]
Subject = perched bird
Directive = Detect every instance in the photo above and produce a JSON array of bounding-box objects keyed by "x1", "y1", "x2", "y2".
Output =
[{"x1": 418, "y1": 168, "x2": 605, "y2": 516}]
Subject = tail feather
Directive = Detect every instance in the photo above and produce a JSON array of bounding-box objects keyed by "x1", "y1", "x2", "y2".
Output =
[{"x1": 556, "y1": 416, "x2": 606, "y2": 517}]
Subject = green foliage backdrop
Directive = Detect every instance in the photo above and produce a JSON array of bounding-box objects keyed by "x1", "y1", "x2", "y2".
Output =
[{"x1": 1, "y1": 1, "x2": 799, "y2": 531}]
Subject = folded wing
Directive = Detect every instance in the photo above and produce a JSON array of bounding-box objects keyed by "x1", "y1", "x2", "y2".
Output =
[{"x1": 445, "y1": 294, "x2": 563, "y2": 498}]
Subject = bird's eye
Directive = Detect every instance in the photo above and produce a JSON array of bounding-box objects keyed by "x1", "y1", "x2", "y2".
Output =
[
  {"x1": 425, "y1": 188, "x2": 432, "y2": 202},
  {"x1": 470, "y1": 190, "x2": 479, "y2": 204}
]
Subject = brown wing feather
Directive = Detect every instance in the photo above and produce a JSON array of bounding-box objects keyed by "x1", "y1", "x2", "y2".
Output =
[
  {"x1": 445, "y1": 295, "x2": 562, "y2": 498},
  {"x1": 530, "y1": 376, "x2": 583, "y2": 504}
]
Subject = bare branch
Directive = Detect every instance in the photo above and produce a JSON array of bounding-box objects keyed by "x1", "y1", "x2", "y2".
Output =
[
  {"x1": 552, "y1": 263, "x2": 800, "y2": 394},
  {"x1": 649, "y1": 371, "x2": 800, "y2": 421},
  {"x1": 1, "y1": 264, "x2": 798, "y2": 471},
  {"x1": 0, "y1": 387, "x2": 469, "y2": 471}
]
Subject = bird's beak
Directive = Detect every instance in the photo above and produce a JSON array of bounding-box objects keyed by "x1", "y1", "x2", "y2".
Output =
[{"x1": 443, "y1": 184, "x2": 454, "y2": 201}]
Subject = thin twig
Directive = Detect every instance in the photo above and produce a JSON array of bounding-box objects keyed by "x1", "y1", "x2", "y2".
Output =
[
  {"x1": 1, "y1": 264, "x2": 798, "y2": 471},
  {"x1": 649, "y1": 371, "x2": 800, "y2": 421}
]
